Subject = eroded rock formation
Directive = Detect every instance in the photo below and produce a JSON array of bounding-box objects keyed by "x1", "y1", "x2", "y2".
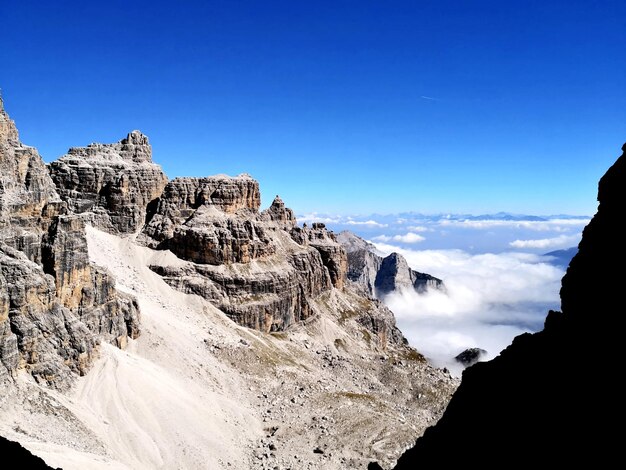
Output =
[
  {"x1": 141, "y1": 180, "x2": 350, "y2": 333},
  {"x1": 48, "y1": 130, "x2": 168, "y2": 234},
  {"x1": 0, "y1": 98, "x2": 140, "y2": 385}
]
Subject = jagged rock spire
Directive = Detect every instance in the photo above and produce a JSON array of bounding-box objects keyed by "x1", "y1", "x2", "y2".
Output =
[
  {"x1": 0, "y1": 93, "x2": 19, "y2": 144},
  {"x1": 262, "y1": 194, "x2": 296, "y2": 227}
]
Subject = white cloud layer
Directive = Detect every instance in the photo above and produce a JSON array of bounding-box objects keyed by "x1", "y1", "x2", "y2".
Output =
[
  {"x1": 373, "y1": 233, "x2": 425, "y2": 243},
  {"x1": 437, "y1": 218, "x2": 589, "y2": 232},
  {"x1": 372, "y1": 242, "x2": 564, "y2": 376},
  {"x1": 406, "y1": 225, "x2": 431, "y2": 232},
  {"x1": 509, "y1": 234, "x2": 580, "y2": 249},
  {"x1": 345, "y1": 220, "x2": 388, "y2": 227},
  {"x1": 392, "y1": 232, "x2": 425, "y2": 243},
  {"x1": 296, "y1": 213, "x2": 342, "y2": 224}
]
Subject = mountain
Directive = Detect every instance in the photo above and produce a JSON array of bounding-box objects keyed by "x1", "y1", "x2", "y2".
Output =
[
  {"x1": 543, "y1": 246, "x2": 578, "y2": 268},
  {"x1": 369, "y1": 142, "x2": 626, "y2": 468},
  {"x1": 0, "y1": 97, "x2": 457, "y2": 469},
  {"x1": 337, "y1": 231, "x2": 443, "y2": 298},
  {"x1": 0, "y1": 96, "x2": 141, "y2": 386}
]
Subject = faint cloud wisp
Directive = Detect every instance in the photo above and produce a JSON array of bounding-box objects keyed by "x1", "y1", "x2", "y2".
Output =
[{"x1": 509, "y1": 234, "x2": 580, "y2": 249}]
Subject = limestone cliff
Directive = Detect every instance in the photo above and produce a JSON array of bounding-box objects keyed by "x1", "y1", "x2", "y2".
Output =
[
  {"x1": 337, "y1": 231, "x2": 443, "y2": 298},
  {"x1": 380, "y1": 143, "x2": 626, "y2": 468},
  {"x1": 0, "y1": 99, "x2": 140, "y2": 386},
  {"x1": 48, "y1": 130, "x2": 168, "y2": 234},
  {"x1": 141, "y1": 181, "x2": 352, "y2": 334}
]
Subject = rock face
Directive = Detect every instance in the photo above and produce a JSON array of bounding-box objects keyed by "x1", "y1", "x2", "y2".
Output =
[
  {"x1": 375, "y1": 252, "x2": 441, "y2": 296},
  {"x1": 48, "y1": 130, "x2": 168, "y2": 234},
  {"x1": 454, "y1": 347, "x2": 487, "y2": 367},
  {"x1": 294, "y1": 223, "x2": 348, "y2": 290},
  {"x1": 337, "y1": 231, "x2": 443, "y2": 298},
  {"x1": 0, "y1": 98, "x2": 61, "y2": 229},
  {"x1": 142, "y1": 175, "x2": 271, "y2": 264},
  {"x1": 0, "y1": 98, "x2": 140, "y2": 386},
  {"x1": 0, "y1": 436, "x2": 57, "y2": 469},
  {"x1": 386, "y1": 143, "x2": 626, "y2": 468},
  {"x1": 141, "y1": 182, "x2": 351, "y2": 333}
]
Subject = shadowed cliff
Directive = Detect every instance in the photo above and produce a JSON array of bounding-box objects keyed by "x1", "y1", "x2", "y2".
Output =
[
  {"x1": 0, "y1": 436, "x2": 57, "y2": 469},
  {"x1": 379, "y1": 143, "x2": 626, "y2": 468}
]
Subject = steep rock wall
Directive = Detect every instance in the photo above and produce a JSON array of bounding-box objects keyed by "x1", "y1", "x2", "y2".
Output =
[
  {"x1": 48, "y1": 130, "x2": 168, "y2": 234},
  {"x1": 142, "y1": 185, "x2": 348, "y2": 333},
  {"x1": 0, "y1": 99, "x2": 140, "y2": 385}
]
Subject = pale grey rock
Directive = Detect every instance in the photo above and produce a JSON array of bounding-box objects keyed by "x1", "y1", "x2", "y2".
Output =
[
  {"x1": 41, "y1": 215, "x2": 140, "y2": 346},
  {"x1": 338, "y1": 231, "x2": 443, "y2": 298},
  {"x1": 336, "y1": 230, "x2": 375, "y2": 253},
  {"x1": 142, "y1": 178, "x2": 350, "y2": 332},
  {"x1": 0, "y1": 243, "x2": 97, "y2": 385},
  {"x1": 151, "y1": 247, "x2": 330, "y2": 332},
  {"x1": 260, "y1": 195, "x2": 297, "y2": 229},
  {"x1": 169, "y1": 209, "x2": 275, "y2": 265},
  {"x1": 0, "y1": 98, "x2": 62, "y2": 229},
  {"x1": 291, "y1": 223, "x2": 348, "y2": 290},
  {"x1": 0, "y1": 99, "x2": 141, "y2": 385},
  {"x1": 354, "y1": 295, "x2": 408, "y2": 347},
  {"x1": 48, "y1": 131, "x2": 168, "y2": 234},
  {"x1": 375, "y1": 252, "x2": 442, "y2": 296}
]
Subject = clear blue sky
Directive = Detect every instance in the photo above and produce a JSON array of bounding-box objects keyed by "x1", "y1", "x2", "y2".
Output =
[{"x1": 1, "y1": 0, "x2": 624, "y2": 215}]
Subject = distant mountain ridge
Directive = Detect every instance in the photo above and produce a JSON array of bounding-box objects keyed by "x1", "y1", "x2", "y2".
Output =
[{"x1": 543, "y1": 246, "x2": 578, "y2": 268}]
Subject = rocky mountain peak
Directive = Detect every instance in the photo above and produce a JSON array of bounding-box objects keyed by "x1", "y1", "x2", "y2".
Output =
[
  {"x1": 49, "y1": 132, "x2": 167, "y2": 233},
  {"x1": 0, "y1": 102, "x2": 61, "y2": 224},
  {"x1": 338, "y1": 231, "x2": 443, "y2": 298},
  {"x1": 1, "y1": 96, "x2": 457, "y2": 470},
  {"x1": 337, "y1": 230, "x2": 375, "y2": 253},
  {"x1": 261, "y1": 194, "x2": 297, "y2": 228},
  {"x1": 119, "y1": 130, "x2": 152, "y2": 162},
  {"x1": 66, "y1": 129, "x2": 153, "y2": 164},
  {"x1": 0, "y1": 96, "x2": 19, "y2": 144}
]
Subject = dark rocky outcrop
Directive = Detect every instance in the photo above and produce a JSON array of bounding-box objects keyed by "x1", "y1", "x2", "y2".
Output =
[
  {"x1": 386, "y1": 143, "x2": 626, "y2": 468},
  {"x1": 454, "y1": 347, "x2": 487, "y2": 367},
  {"x1": 0, "y1": 436, "x2": 58, "y2": 469},
  {"x1": 337, "y1": 231, "x2": 442, "y2": 298},
  {"x1": 543, "y1": 246, "x2": 578, "y2": 268},
  {"x1": 0, "y1": 98, "x2": 140, "y2": 386}
]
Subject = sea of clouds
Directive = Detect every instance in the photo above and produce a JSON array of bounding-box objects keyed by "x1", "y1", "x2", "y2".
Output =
[{"x1": 298, "y1": 211, "x2": 590, "y2": 375}]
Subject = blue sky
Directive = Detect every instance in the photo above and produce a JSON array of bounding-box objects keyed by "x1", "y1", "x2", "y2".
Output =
[{"x1": 1, "y1": 0, "x2": 624, "y2": 215}]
